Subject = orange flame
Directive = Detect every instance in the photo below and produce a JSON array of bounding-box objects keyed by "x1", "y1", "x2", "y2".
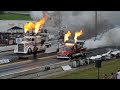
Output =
[
  {"x1": 64, "y1": 31, "x2": 72, "y2": 42},
  {"x1": 74, "y1": 30, "x2": 83, "y2": 43},
  {"x1": 35, "y1": 16, "x2": 47, "y2": 34},
  {"x1": 24, "y1": 15, "x2": 47, "y2": 34},
  {"x1": 24, "y1": 22, "x2": 35, "y2": 33}
]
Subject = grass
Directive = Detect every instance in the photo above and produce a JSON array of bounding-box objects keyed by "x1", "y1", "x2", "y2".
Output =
[
  {"x1": 52, "y1": 59, "x2": 120, "y2": 79},
  {"x1": 0, "y1": 13, "x2": 32, "y2": 20}
]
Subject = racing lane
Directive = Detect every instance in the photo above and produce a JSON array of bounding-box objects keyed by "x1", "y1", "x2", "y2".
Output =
[
  {"x1": 0, "y1": 50, "x2": 53, "y2": 63},
  {"x1": 0, "y1": 55, "x2": 64, "y2": 77}
]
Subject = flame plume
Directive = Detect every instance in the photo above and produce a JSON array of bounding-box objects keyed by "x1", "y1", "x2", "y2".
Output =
[
  {"x1": 64, "y1": 31, "x2": 72, "y2": 42},
  {"x1": 74, "y1": 30, "x2": 83, "y2": 43}
]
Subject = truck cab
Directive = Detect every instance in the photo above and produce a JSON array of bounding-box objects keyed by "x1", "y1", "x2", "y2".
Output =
[{"x1": 14, "y1": 35, "x2": 46, "y2": 54}]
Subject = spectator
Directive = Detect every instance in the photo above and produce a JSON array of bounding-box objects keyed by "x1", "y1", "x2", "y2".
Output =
[
  {"x1": 116, "y1": 70, "x2": 120, "y2": 79},
  {"x1": 33, "y1": 45, "x2": 38, "y2": 60},
  {"x1": 110, "y1": 72, "x2": 116, "y2": 79},
  {"x1": 102, "y1": 74, "x2": 108, "y2": 79}
]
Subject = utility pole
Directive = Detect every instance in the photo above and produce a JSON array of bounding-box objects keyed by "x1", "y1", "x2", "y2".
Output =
[
  {"x1": 98, "y1": 67, "x2": 99, "y2": 79},
  {"x1": 58, "y1": 11, "x2": 62, "y2": 52},
  {"x1": 95, "y1": 11, "x2": 97, "y2": 41},
  {"x1": 94, "y1": 11, "x2": 100, "y2": 79}
]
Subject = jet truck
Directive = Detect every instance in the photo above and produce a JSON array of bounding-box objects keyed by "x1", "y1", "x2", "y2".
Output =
[
  {"x1": 57, "y1": 40, "x2": 87, "y2": 59},
  {"x1": 14, "y1": 32, "x2": 53, "y2": 54}
]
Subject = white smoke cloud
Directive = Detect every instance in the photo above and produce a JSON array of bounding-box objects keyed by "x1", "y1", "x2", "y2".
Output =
[
  {"x1": 30, "y1": 11, "x2": 120, "y2": 26},
  {"x1": 30, "y1": 11, "x2": 120, "y2": 48},
  {"x1": 30, "y1": 11, "x2": 55, "y2": 20},
  {"x1": 30, "y1": 11, "x2": 120, "y2": 29},
  {"x1": 30, "y1": 11, "x2": 43, "y2": 20},
  {"x1": 61, "y1": 11, "x2": 95, "y2": 28},
  {"x1": 99, "y1": 11, "x2": 120, "y2": 25},
  {"x1": 84, "y1": 27, "x2": 120, "y2": 49}
]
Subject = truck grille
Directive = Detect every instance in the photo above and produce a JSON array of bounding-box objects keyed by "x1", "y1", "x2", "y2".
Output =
[
  {"x1": 18, "y1": 44, "x2": 24, "y2": 52},
  {"x1": 58, "y1": 54, "x2": 67, "y2": 57}
]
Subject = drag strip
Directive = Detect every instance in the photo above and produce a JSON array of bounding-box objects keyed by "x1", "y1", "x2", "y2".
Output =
[
  {"x1": 0, "y1": 50, "x2": 56, "y2": 64},
  {"x1": 0, "y1": 51, "x2": 14, "y2": 57},
  {"x1": 0, "y1": 55, "x2": 62, "y2": 77},
  {"x1": 0, "y1": 46, "x2": 119, "y2": 78}
]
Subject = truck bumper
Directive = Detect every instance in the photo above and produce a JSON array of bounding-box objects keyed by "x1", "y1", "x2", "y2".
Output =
[
  {"x1": 57, "y1": 56, "x2": 70, "y2": 59},
  {"x1": 14, "y1": 50, "x2": 27, "y2": 54}
]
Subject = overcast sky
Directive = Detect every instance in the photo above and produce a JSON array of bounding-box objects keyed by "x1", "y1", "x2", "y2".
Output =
[{"x1": 30, "y1": 11, "x2": 120, "y2": 26}]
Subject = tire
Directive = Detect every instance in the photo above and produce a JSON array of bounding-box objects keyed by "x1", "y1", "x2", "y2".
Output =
[
  {"x1": 28, "y1": 48, "x2": 32, "y2": 54},
  {"x1": 68, "y1": 55, "x2": 72, "y2": 60}
]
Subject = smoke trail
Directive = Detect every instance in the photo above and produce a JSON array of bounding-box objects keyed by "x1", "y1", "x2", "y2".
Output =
[
  {"x1": 30, "y1": 11, "x2": 116, "y2": 37},
  {"x1": 84, "y1": 27, "x2": 120, "y2": 49},
  {"x1": 30, "y1": 11, "x2": 120, "y2": 48},
  {"x1": 30, "y1": 11, "x2": 43, "y2": 20},
  {"x1": 30, "y1": 11, "x2": 55, "y2": 20},
  {"x1": 30, "y1": 11, "x2": 120, "y2": 27}
]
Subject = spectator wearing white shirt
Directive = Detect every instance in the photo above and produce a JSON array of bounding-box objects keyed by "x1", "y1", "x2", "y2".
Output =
[{"x1": 116, "y1": 70, "x2": 120, "y2": 79}]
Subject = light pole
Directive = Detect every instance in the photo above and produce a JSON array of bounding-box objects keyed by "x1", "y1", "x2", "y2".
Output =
[
  {"x1": 95, "y1": 11, "x2": 100, "y2": 79},
  {"x1": 98, "y1": 66, "x2": 99, "y2": 79},
  {"x1": 58, "y1": 11, "x2": 62, "y2": 52},
  {"x1": 95, "y1": 11, "x2": 97, "y2": 41}
]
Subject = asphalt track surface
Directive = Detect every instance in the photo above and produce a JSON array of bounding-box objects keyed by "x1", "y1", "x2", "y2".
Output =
[
  {"x1": 0, "y1": 54, "x2": 63, "y2": 77},
  {"x1": 0, "y1": 46, "x2": 119, "y2": 77}
]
